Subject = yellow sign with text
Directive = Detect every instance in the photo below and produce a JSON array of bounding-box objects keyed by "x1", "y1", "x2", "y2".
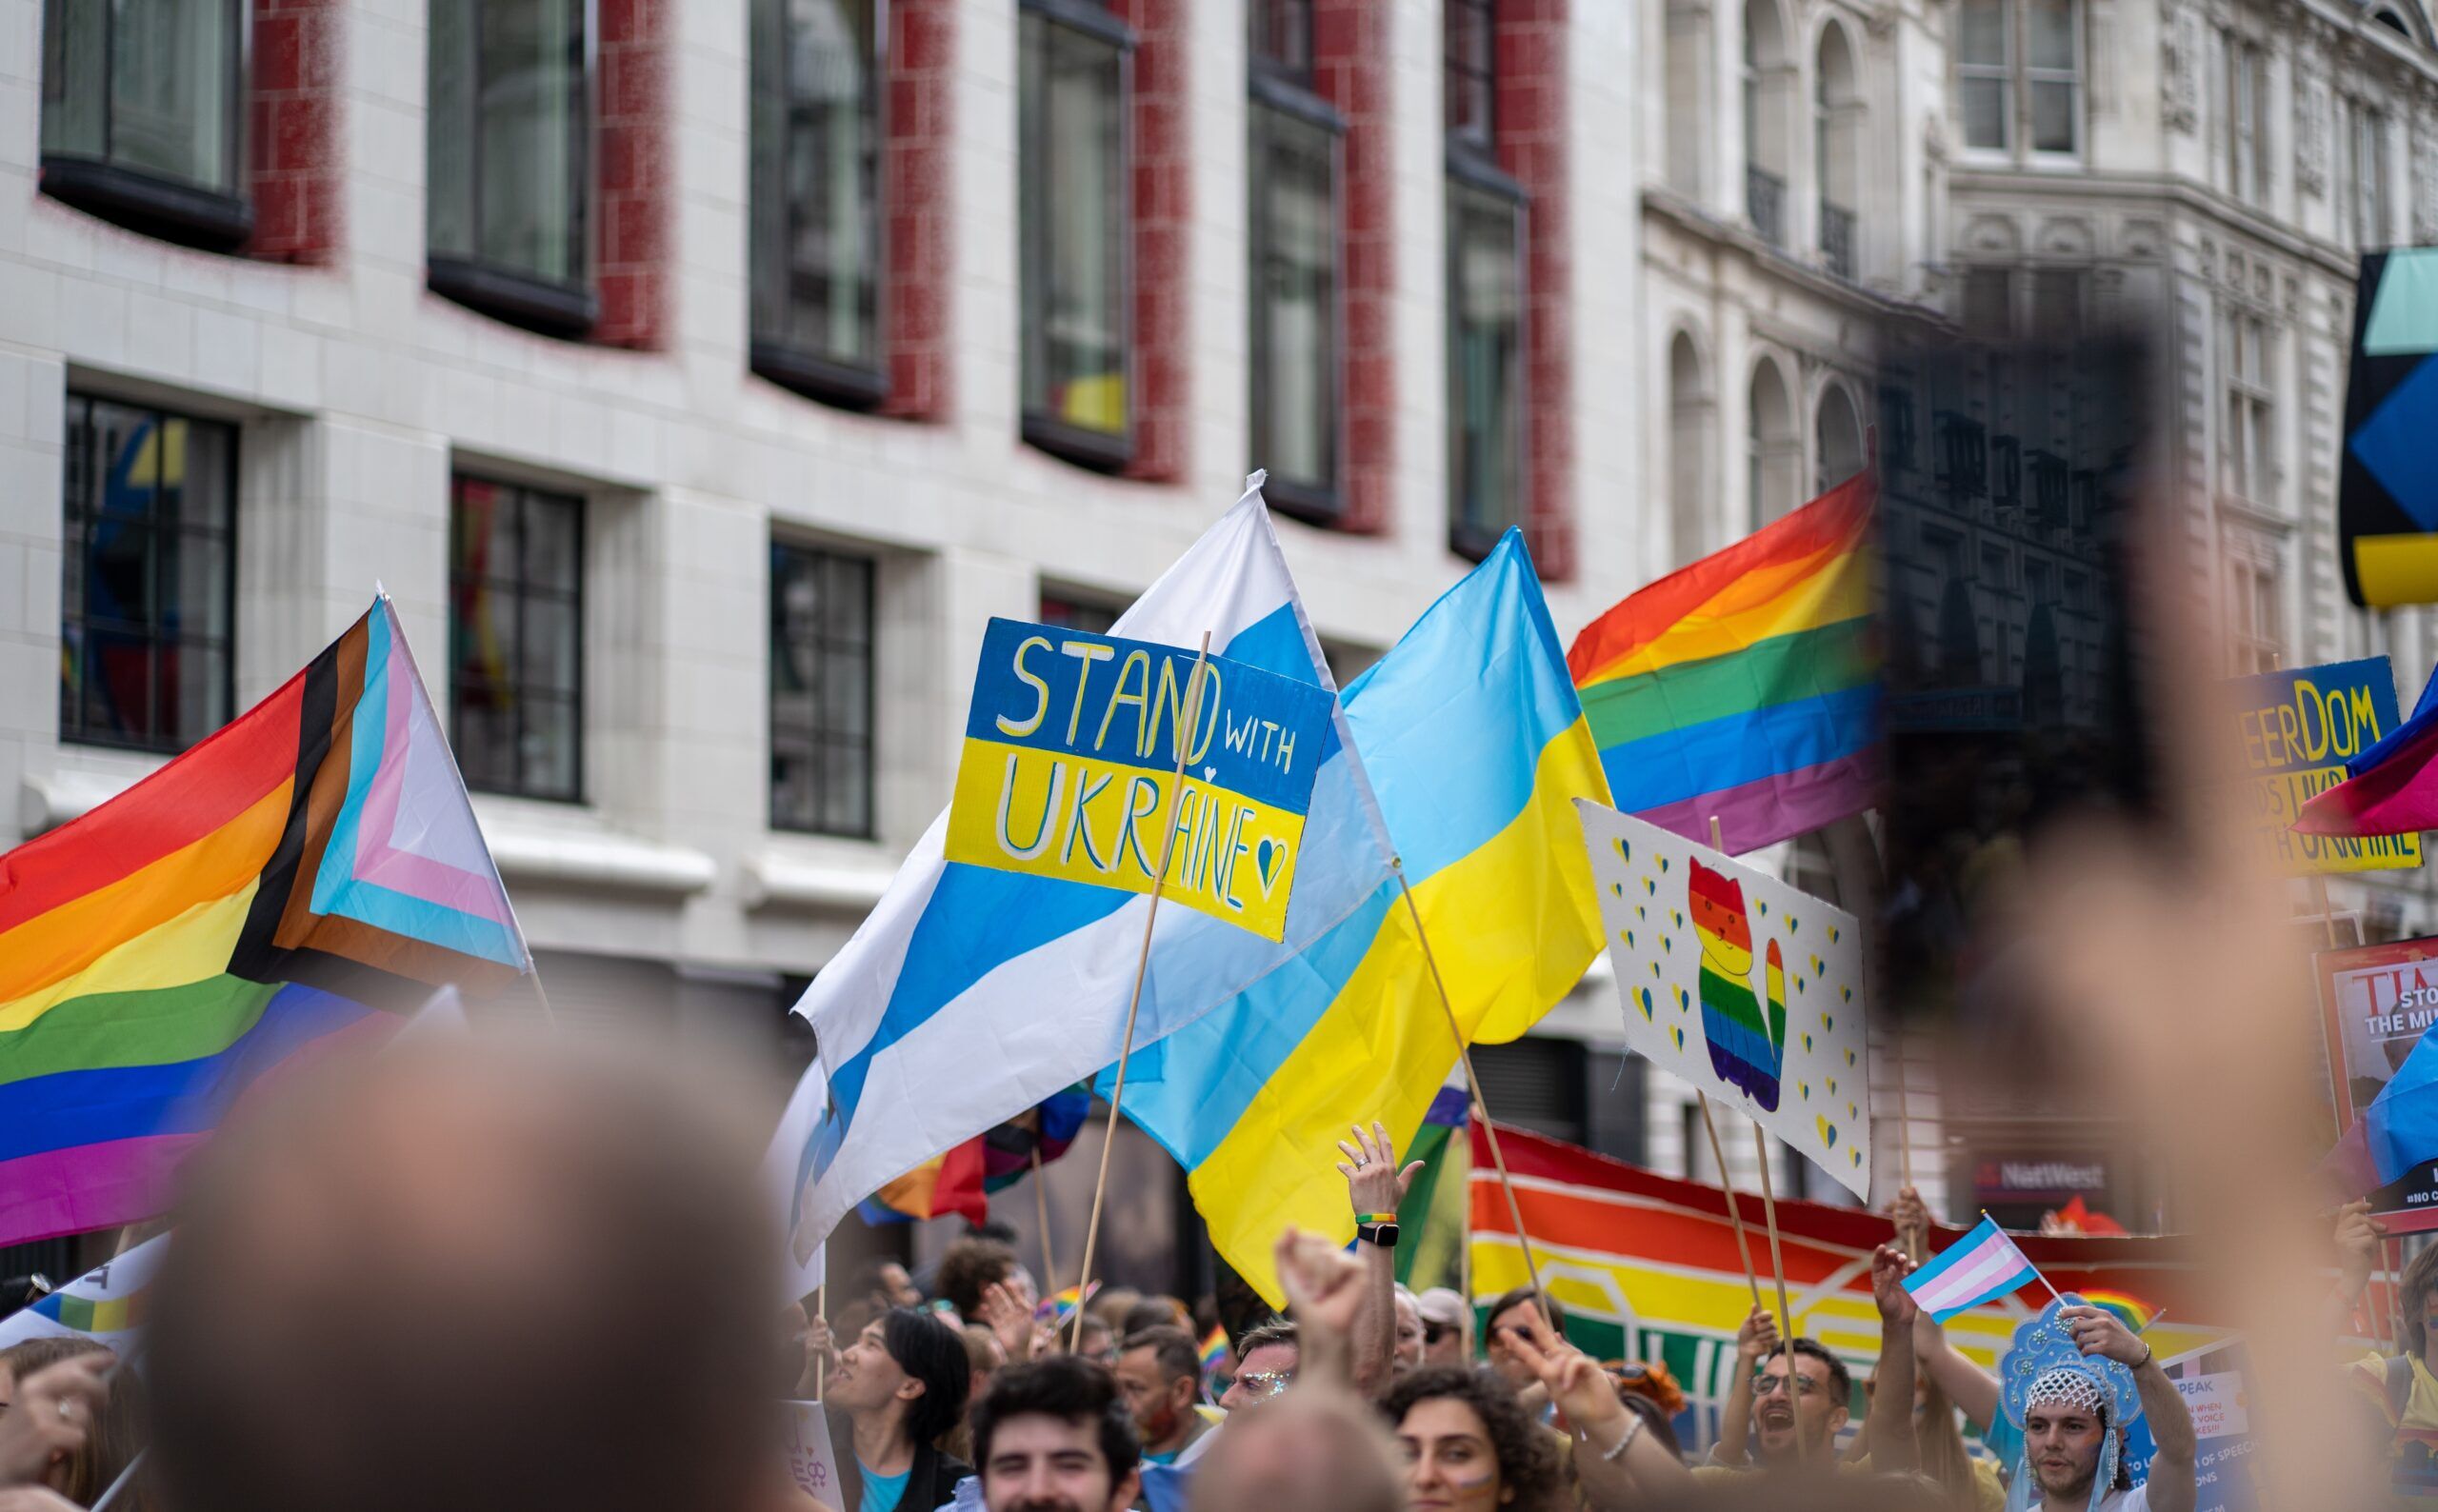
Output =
[
  {"x1": 941, "y1": 620, "x2": 1335, "y2": 941},
  {"x1": 2227, "y1": 658, "x2": 2422, "y2": 875}
]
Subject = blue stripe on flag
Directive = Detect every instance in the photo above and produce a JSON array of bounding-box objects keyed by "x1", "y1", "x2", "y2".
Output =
[{"x1": 819, "y1": 602, "x2": 1329, "y2": 1154}]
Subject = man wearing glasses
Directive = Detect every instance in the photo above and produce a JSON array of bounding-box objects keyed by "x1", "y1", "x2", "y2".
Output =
[
  {"x1": 1700, "y1": 1243, "x2": 1921, "y2": 1478},
  {"x1": 1414, "y1": 1289, "x2": 1470, "y2": 1368}
]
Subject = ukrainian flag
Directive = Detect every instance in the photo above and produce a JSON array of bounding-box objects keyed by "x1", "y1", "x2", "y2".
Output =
[{"x1": 1113, "y1": 530, "x2": 1612, "y2": 1303}]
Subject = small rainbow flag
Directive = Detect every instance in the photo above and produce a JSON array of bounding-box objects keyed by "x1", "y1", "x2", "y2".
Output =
[
  {"x1": 0, "y1": 600, "x2": 530, "y2": 1247},
  {"x1": 0, "y1": 1233, "x2": 167, "y2": 1353},
  {"x1": 1036, "y1": 1281, "x2": 1099, "y2": 1323},
  {"x1": 2079, "y1": 1288, "x2": 2157, "y2": 1333},
  {"x1": 1567, "y1": 469, "x2": 1875, "y2": 856},
  {"x1": 1199, "y1": 1323, "x2": 1229, "y2": 1372}
]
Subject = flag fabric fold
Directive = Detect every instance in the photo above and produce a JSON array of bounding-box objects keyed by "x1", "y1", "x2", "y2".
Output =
[
  {"x1": 2295, "y1": 664, "x2": 2438, "y2": 836},
  {"x1": 1903, "y1": 1214, "x2": 2045, "y2": 1323},
  {"x1": 0, "y1": 599, "x2": 530, "y2": 1247},
  {"x1": 775, "y1": 487, "x2": 1396, "y2": 1263},
  {"x1": 1111, "y1": 529, "x2": 1611, "y2": 1303},
  {"x1": 2325, "y1": 1019, "x2": 2438, "y2": 1195},
  {"x1": 1567, "y1": 471, "x2": 1876, "y2": 856},
  {"x1": 0, "y1": 1234, "x2": 169, "y2": 1354}
]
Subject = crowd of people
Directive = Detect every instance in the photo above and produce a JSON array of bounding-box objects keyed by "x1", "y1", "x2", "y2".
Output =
[{"x1": 6, "y1": 1037, "x2": 2433, "y2": 1512}]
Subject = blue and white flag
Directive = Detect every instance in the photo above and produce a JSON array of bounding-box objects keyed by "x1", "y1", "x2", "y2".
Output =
[
  {"x1": 771, "y1": 483, "x2": 1395, "y2": 1256},
  {"x1": 0, "y1": 1234, "x2": 168, "y2": 1354},
  {"x1": 1904, "y1": 1214, "x2": 2045, "y2": 1323}
]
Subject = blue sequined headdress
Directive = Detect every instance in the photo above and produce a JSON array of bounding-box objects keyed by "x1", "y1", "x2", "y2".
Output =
[{"x1": 1998, "y1": 1294, "x2": 2144, "y2": 1511}]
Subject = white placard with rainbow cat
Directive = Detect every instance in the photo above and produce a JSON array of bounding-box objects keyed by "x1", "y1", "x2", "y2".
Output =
[{"x1": 1576, "y1": 799, "x2": 1871, "y2": 1200}]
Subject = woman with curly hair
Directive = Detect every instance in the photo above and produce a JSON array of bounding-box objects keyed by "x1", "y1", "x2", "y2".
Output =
[{"x1": 1382, "y1": 1367, "x2": 1562, "y2": 1512}]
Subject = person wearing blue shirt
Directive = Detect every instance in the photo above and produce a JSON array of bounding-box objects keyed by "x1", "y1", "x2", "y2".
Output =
[{"x1": 827, "y1": 1309, "x2": 974, "y2": 1512}]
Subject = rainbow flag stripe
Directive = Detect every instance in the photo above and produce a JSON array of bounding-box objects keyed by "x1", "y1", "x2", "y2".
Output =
[
  {"x1": 1199, "y1": 1323, "x2": 1229, "y2": 1371},
  {"x1": 0, "y1": 600, "x2": 529, "y2": 1246},
  {"x1": 2078, "y1": 1288, "x2": 2157, "y2": 1333},
  {"x1": 1567, "y1": 471, "x2": 1875, "y2": 856}
]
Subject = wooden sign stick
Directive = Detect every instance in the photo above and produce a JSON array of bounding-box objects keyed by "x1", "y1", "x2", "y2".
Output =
[
  {"x1": 1698, "y1": 1091, "x2": 1766, "y2": 1311},
  {"x1": 1070, "y1": 632, "x2": 1213, "y2": 1351},
  {"x1": 1750, "y1": 1123, "x2": 1805, "y2": 1456}
]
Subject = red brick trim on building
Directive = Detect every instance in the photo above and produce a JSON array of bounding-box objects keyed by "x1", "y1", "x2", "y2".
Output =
[
  {"x1": 1109, "y1": 0, "x2": 1189, "y2": 482},
  {"x1": 248, "y1": 0, "x2": 342, "y2": 262},
  {"x1": 881, "y1": 0, "x2": 957, "y2": 420},
  {"x1": 594, "y1": 0, "x2": 669, "y2": 348},
  {"x1": 1313, "y1": 0, "x2": 1396, "y2": 533},
  {"x1": 1496, "y1": 0, "x2": 1573, "y2": 580}
]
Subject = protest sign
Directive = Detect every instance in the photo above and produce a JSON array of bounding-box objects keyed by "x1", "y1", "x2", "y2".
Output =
[
  {"x1": 1577, "y1": 800, "x2": 1870, "y2": 1199},
  {"x1": 781, "y1": 1402, "x2": 842, "y2": 1504},
  {"x1": 2226, "y1": 658, "x2": 2421, "y2": 874},
  {"x1": 944, "y1": 618, "x2": 1335, "y2": 941},
  {"x1": 0, "y1": 1234, "x2": 167, "y2": 1354},
  {"x1": 2123, "y1": 1343, "x2": 2258, "y2": 1512},
  {"x1": 2316, "y1": 934, "x2": 2438, "y2": 1229}
]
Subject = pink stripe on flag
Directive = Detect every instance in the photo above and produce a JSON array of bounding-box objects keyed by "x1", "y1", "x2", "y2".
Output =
[
  {"x1": 1913, "y1": 1230, "x2": 2033, "y2": 1310},
  {"x1": 0, "y1": 1134, "x2": 205, "y2": 1248},
  {"x1": 1631, "y1": 752, "x2": 1877, "y2": 856},
  {"x1": 350, "y1": 635, "x2": 517, "y2": 925}
]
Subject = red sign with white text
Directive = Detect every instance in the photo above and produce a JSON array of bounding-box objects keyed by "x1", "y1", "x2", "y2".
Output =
[{"x1": 2318, "y1": 934, "x2": 2438, "y2": 1232}]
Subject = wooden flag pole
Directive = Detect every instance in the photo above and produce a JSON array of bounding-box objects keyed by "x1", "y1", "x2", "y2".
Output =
[
  {"x1": 1749, "y1": 1123, "x2": 1806, "y2": 1456},
  {"x1": 812, "y1": 1284, "x2": 827, "y2": 1399},
  {"x1": 1394, "y1": 863, "x2": 1549, "y2": 1307},
  {"x1": 1071, "y1": 632, "x2": 1214, "y2": 1351},
  {"x1": 1032, "y1": 1145, "x2": 1059, "y2": 1292},
  {"x1": 1698, "y1": 1092, "x2": 1766, "y2": 1311}
]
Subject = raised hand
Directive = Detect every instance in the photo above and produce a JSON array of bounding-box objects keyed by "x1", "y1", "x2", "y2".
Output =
[
  {"x1": 1275, "y1": 1225, "x2": 1369, "y2": 1351},
  {"x1": 2062, "y1": 1304, "x2": 2148, "y2": 1368},
  {"x1": 1890, "y1": 1185, "x2": 1930, "y2": 1236},
  {"x1": 2336, "y1": 1199, "x2": 2383, "y2": 1297},
  {"x1": 1336, "y1": 1122, "x2": 1424, "y2": 1218},
  {"x1": 976, "y1": 1281, "x2": 1037, "y2": 1363},
  {"x1": 0, "y1": 1355, "x2": 110, "y2": 1487},
  {"x1": 1735, "y1": 1303, "x2": 1780, "y2": 1364},
  {"x1": 1870, "y1": 1243, "x2": 1919, "y2": 1324},
  {"x1": 1501, "y1": 1300, "x2": 1629, "y2": 1439}
]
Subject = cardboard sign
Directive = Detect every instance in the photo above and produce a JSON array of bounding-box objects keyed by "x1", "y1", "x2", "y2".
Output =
[
  {"x1": 1577, "y1": 800, "x2": 1871, "y2": 1199},
  {"x1": 2123, "y1": 1345, "x2": 2258, "y2": 1512},
  {"x1": 782, "y1": 1402, "x2": 842, "y2": 1504},
  {"x1": 944, "y1": 619, "x2": 1334, "y2": 940},
  {"x1": 2317, "y1": 934, "x2": 2438, "y2": 1230},
  {"x1": 2225, "y1": 658, "x2": 2421, "y2": 874}
]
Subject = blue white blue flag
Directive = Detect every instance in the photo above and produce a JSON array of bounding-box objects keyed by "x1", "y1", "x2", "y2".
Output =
[{"x1": 769, "y1": 484, "x2": 1394, "y2": 1259}]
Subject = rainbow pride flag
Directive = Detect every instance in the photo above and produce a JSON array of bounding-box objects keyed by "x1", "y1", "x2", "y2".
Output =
[
  {"x1": 1567, "y1": 470, "x2": 1875, "y2": 856},
  {"x1": 859, "y1": 1084, "x2": 1091, "y2": 1225},
  {"x1": 0, "y1": 599, "x2": 530, "y2": 1245},
  {"x1": 1198, "y1": 1323, "x2": 1229, "y2": 1372}
]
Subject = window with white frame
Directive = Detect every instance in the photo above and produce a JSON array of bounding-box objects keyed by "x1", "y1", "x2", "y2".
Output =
[
  {"x1": 1954, "y1": 0, "x2": 2081, "y2": 156},
  {"x1": 2220, "y1": 306, "x2": 2273, "y2": 507},
  {"x1": 2354, "y1": 102, "x2": 2389, "y2": 249},
  {"x1": 2227, "y1": 550, "x2": 2283, "y2": 675},
  {"x1": 2224, "y1": 34, "x2": 2268, "y2": 207}
]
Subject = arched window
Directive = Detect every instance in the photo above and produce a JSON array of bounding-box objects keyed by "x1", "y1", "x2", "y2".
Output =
[
  {"x1": 1669, "y1": 332, "x2": 1713, "y2": 567},
  {"x1": 1748, "y1": 359, "x2": 1799, "y2": 528},
  {"x1": 1744, "y1": 0, "x2": 1791, "y2": 245},
  {"x1": 1814, "y1": 24, "x2": 1861, "y2": 278},
  {"x1": 1815, "y1": 382, "x2": 1864, "y2": 494}
]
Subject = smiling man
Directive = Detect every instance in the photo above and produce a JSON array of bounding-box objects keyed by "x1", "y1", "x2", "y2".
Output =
[
  {"x1": 970, "y1": 1356, "x2": 1142, "y2": 1512},
  {"x1": 1700, "y1": 1244, "x2": 1919, "y2": 1478}
]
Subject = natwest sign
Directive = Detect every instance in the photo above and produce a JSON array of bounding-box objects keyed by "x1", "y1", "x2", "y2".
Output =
[{"x1": 1974, "y1": 1156, "x2": 2108, "y2": 1199}]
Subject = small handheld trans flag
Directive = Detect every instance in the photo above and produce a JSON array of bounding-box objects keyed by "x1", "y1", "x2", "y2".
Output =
[{"x1": 1903, "y1": 1214, "x2": 2047, "y2": 1323}]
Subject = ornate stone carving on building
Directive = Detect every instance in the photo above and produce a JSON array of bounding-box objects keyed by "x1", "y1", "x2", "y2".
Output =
[
  {"x1": 2416, "y1": 117, "x2": 2438, "y2": 243},
  {"x1": 2120, "y1": 219, "x2": 2166, "y2": 260},
  {"x1": 2163, "y1": 2, "x2": 2203, "y2": 132},
  {"x1": 2297, "y1": 64, "x2": 2330, "y2": 196}
]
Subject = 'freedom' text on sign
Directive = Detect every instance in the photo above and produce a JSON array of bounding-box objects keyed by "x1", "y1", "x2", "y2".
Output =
[
  {"x1": 2224, "y1": 657, "x2": 2422, "y2": 875},
  {"x1": 943, "y1": 618, "x2": 1335, "y2": 941}
]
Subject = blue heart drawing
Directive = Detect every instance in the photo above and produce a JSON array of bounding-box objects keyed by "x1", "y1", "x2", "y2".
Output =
[{"x1": 1254, "y1": 837, "x2": 1287, "y2": 896}]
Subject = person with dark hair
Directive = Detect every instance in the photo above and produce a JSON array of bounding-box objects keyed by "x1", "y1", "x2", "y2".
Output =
[
  {"x1": 1704, "y1": 1244, "x2": 1919, "y2": 1479},
  {"x1": 937, "y1": 1240, "x2": 1031, "y2": 1329},
  {"x1": 1114, "y1": 1326, "x2": 1213, "y2": 1466},
  {"x1": 1382, "y1": 1368, "x2": 1564, "y2": 1512},
  {"x1": 970, "y1": 1355, "x2": 1142, "y2": 1512},
  {"x1": 1483, "y1": 1286, "x2": 1567, "y2": 1412},
  {"x1": 828, "y1": 1309, "x2": 976, "y2": 1512},
  {"x1": 1071, "y1": 1315, "x2": 1121, "y2": 1371},
  {"x1": 1218, "y1": 1321, "x2": 1298, "y2": 1410}
]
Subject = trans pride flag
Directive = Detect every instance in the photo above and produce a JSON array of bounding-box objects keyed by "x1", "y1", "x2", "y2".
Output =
[
  {"x1": 1904, "y1": 1215, "x2": 2046, "y2": 1323},
  {"x1": 0, "y1": 600, "x2": 530, "y2": 1245},
  {"x1": 1568, "y1": 470, "x2": 1875, "y2": 856}
]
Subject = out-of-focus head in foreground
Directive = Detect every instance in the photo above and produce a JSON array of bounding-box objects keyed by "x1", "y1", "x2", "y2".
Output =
[{"x1": 144, "y1": 1037, "x2": 778, "y2": 1512}]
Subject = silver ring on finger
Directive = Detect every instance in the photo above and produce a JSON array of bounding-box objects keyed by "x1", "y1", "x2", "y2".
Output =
[{"x1": 56, "y1": 1398, "x2": 71, "y2": 1421}]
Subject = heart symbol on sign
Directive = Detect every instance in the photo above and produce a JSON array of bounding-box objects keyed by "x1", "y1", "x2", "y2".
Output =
[
  {"x1": 1253, "y1": 837, "x2": 1288, "y2": 897},
  {"x1": 1203, "y1": 766, "x2": 1217, "y2": 781}
]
